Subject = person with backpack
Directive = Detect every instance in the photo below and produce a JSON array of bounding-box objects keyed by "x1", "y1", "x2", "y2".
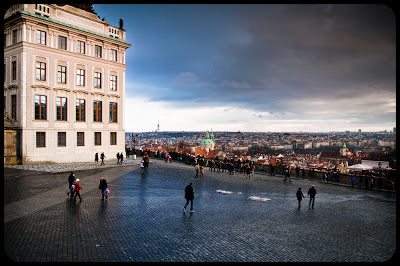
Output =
[
  {"x1": 99, "y1": 176, "x2": 108, "y2": 201},
  {"x1": 74, "y1": 179, "x2": 83, "y2": 202}
]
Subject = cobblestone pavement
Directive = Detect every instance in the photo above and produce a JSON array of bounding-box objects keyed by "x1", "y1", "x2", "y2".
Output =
[{"x1": 3, "y1": 158, "x2": 397, "y2": 262}]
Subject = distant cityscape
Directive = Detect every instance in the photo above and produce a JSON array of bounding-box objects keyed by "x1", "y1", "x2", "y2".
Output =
[{"x1": 125, "y1": 129, "x2": 396, "y2": 170}]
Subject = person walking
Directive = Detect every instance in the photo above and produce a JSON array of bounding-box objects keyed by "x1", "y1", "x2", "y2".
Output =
[
  {"x1": 100, "y1": 152, "x2": 106, "y2": 165},
  {"x1": 308, "y1": 185, "x2": 317, "y2": 209},
  {"x1": 95, "y1": 153, "x2": 99, "y2": 166},
  {"x1": 120, "y1": 152, "x2": 124, "y2": 165},
  {"x1": 296, "y1": 187, "x2": 305, "y2": 210},
  {"x1": 99, "y1": 176, "x2": 108, "y2": 200},
  {"x1": 199, "y1": 165, "x2": 204, "y2": 179},
  {"x1": 183, "y1": 183, "x2": 194, "y2": 214},
  {"x1": 116, "y1": 152, "x2": 120, "y2": 164},
  {"x1": 67, "y1": 171, "x2": 75, "y2": 199},
  {"x1": 143, "y1": 156, "x2": 149, "y2": 174},
  {"x1": 74, "y1": 179, "x2": 83, "y2": 201},
  {"x1": 141, "y1": 160, "x2": 144, "y2": 174},
  {"x1": 195, "y1": 164, "x2": 200, "y2": 177}
]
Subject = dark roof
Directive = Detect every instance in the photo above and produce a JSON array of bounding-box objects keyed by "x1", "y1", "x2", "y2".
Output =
[{"x1": 320, "y1": 151, "x2": 341, "y2": 159}]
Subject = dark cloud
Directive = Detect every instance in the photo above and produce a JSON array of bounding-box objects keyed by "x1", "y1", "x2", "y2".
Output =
[{"x1": 103, "y1": 4, "x2": 395, "y2": 131}]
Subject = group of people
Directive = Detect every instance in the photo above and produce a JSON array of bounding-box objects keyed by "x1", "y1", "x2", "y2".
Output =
[
  {"x1": 67, "y1": 172, "x2": 109, "y2": 202},
  {"x1": 67, "y1": 172, "x2": 83, "y2": 201},
  {"x1": 194, "y1": 164, "x2": 205, "y2": 178},
  {"x1": 296, "y1": 185, "x2": 317, "y2": 210},
  {"x1": 116, "y1": 152, "x2": 124, "y2": 164},
  {"x1": 94, "y1": 152, "x2": 106, "y2": 166},
  {"x1": 182, "y1": 183, "x2": 318, "y2": 214}
]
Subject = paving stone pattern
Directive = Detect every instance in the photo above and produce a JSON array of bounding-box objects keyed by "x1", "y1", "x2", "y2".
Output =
[{"x1": 3, "y1": 159, "x2": 397, "y2": 262}]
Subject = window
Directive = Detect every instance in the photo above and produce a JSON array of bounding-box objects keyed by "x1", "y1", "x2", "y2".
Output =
[
  {"x1": 56, "y1": 97, "x2": 67, "y2": 121},
  {"x1": 77, "y1": 40, "x2": 85, "y2": 54},
  {"x1": 110, "y1": 49, "x2": 117, "y2": 61},
  {"x1": 109, "y1": 102, "x2": 117, "y2": 123},
  {"x1": 12, "y1": 61, "x2": 17, "y2": 81},
  {"x1": 94, "y1": 132, "x2": 101, "y2": 146},
  {"x1": 58, "y1": 65, "x2": 66, "y2": 84},
  {"x1": 58, "y1": 35, "x2": 67, "y2": 50},
  {"x1": 77, "y1": 69, "x2": 85, "y2": 86},
  {"x1": 36, "y1": 132, "x2": 46, "y2": 147},
  {"x1": 12, "y1": 29, "x2": 18, "y2": 44},
  {"x1": 58, "y1": 132, "x2": 66, "y2": 147},
  {"x1": 76, "y1": 99, "x2": 85, "y2": 122},
  {"x1": 36, "y1": 61, "x2": 46, "y2": 81},
  {"x1": 77, "y1": 132, "x2": 85, "y2": 146},
  {"x1": 94, "y1": 72, "x2": 102, "y2": 88},
  {"x1": 36, "y1": 30, "x2": 46, "y2": 45},
  {"x1": 110, "y1": 75, "x2": 117, "y2": 91},
  {"x1": 110, "y1": 132, "x2": 117, "y2": 145},
  {"x1": 95, "y1": 45, "x2": 102, "y2": 58},
  {"x1": 93, "y1": 100, "x2": 102, "y2": 122},
  {"x1": 35, "y1": 95, "x2": 47, "y2": 120},
  {"x1": 11, "y1": 95, "x2": 17, "y2": 120}
]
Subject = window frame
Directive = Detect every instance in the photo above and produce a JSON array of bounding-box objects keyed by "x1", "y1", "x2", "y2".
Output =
[
  {"x1": 95, "y1": 45, "x2": 102, "y2": 58},
  {"x1": 58, "y1": 35, "x2": 67, "y2": 50},
  {"x1": 11, "y1": 61, "x2": 17, "y2": 81},
  {"x1": 34, "y1": 95, "x2": 47, "y2": 120},
  {"x1": 110, "y1": 75, "x2": 117, "y2": 91},
  {"x1": 36, "y1": 132, "x2": 46, "y2": 147},
  {"x1": 11, "y1": 94, "x2": 17, "y2": 121},
  {"x1": 109, "y1": 102, "x2": 117, "y2": 123},
  {"x1": 76, "y1": 99, "x2": 85, "y2": 122},
  {"x1": 110, "y1": 132, "x2": 117, "y2": 145},
  {"x1": 56, "y1": 97, "x2": 67, "y2": 121},
  {"x1": 94, "y1": 72, "x2": 102, "y2": 88},
  {"x1": 57, "y1": 132, "x2": 66, "y2": 147},
  {"x1": 93, "y1": 100, "x2": 102, "y2": 122},
  {"x1": 94, "y1": 132, "x2": 101, "y2": 146},
  {"x1": 36, "y1": 30, "x2": 46, "y2": 45},
  {"x1": 110, "y1": 49, "x2": 117, "y2": 61},
  {"x1": 77, "y1": 132, "x2": 85, "y2": 146},
  {"x1": 57, "y1": 65, "x2": 67, "y2": 84},
  {"x1": 36, "y1": 61, "x2": 46, "y2": 81},
  {"x1": 77, "y1": 40, "x2": 85, "y2": 54},
  {"x1": 77, "y1": 68, "x2": 85, "y2": 86}
]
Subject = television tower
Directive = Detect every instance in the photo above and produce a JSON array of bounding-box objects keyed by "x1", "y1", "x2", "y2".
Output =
[{"x1": 157, "y1": 120, "x2": 160, "y2": 132}]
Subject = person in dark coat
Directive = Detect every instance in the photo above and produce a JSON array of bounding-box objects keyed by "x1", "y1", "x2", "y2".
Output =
[
  {"x1": 296, "y1": 187, "x2": 305, "y2": 210},
  {"x1": 99, "y1": 176, "x2": 108, "y2": 200},
  {"x1": 308, "y1": 185, "x2": 317, "y2": 209},
  {"x1": 183, "y1": 183, "x2": 194, "y2": 214},
  {"x1": 95, "y1": 153, "x2": 99, "y2": 165},
  {"x1": 68, "y1": 172, "x2": 75, "y2": 188},
  {"x1": 67, "y1": 172, "x2": 75, "y2": 199},
  {"x1": 100, "y1": 152, "x2": 106, "y2": 165}
]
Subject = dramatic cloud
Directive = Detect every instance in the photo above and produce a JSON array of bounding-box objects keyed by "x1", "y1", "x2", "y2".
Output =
[{"x1": 94, "y1": 4, "x2": 396, "y2": 132}]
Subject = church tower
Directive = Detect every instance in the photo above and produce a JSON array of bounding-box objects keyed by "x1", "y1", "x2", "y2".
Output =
[{"x1": 200, "y1": 130, "x2": 215, "y2": 152}]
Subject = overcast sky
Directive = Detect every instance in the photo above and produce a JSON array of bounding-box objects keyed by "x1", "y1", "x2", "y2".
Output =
[{"x1": 93, "y1": 4, "x2": 396, "y2": 133}]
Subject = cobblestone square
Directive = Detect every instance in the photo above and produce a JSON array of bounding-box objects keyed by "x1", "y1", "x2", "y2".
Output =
[{"x1": 3, "y1": 158, "x2": 397, "y2": 262}]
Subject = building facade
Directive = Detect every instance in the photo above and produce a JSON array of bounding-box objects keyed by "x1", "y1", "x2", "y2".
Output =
[{"x1": 4, "y1": 4, "x2": 131, "y2": 164}]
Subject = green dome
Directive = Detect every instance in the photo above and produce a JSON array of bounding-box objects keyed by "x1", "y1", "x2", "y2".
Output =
[{"x1": 200, "y1": 139, "x2": 214, "y2": 145}]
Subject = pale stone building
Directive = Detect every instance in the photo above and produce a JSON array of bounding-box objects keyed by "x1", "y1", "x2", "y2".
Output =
[{"x1": 4, "y1": 4, "x2": 131, "y2": 164}]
